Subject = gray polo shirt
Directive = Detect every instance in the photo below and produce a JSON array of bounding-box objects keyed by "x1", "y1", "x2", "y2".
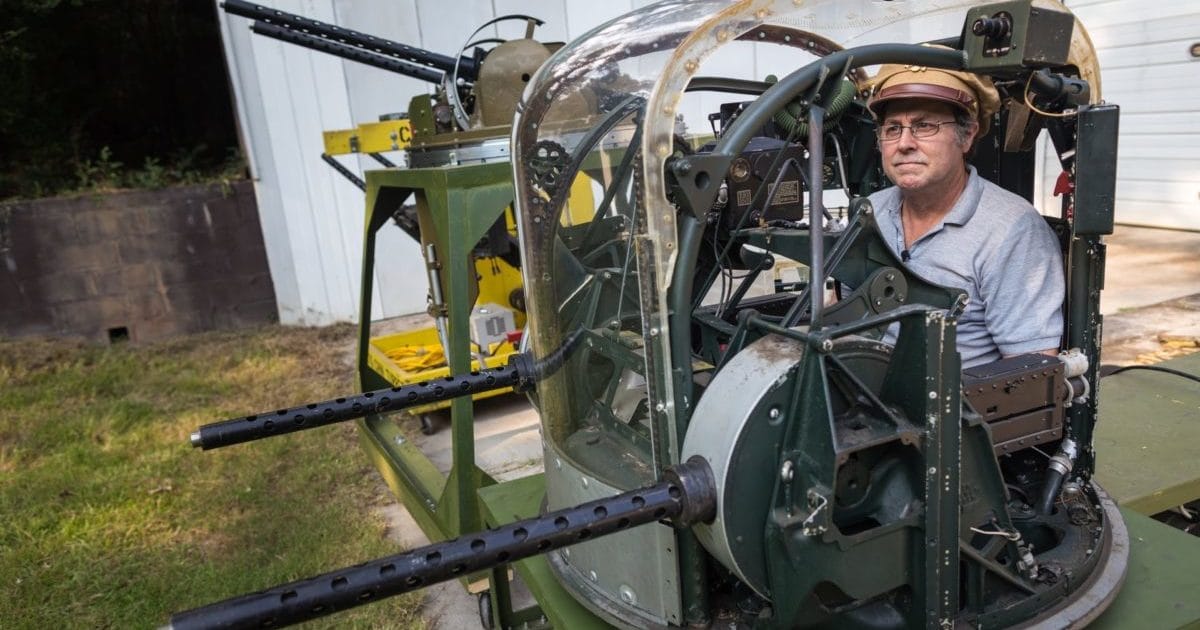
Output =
[{"x1": 868, "y1": 166, "x2": 1064, "y2": 367}]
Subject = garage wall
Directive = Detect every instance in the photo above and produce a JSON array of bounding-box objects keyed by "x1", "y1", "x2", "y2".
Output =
[
  {"x1": 1038, "y1": 0, "x2": 1200, "y2": 231},
  {"x1": 217, "y1": 0, "x2": 651, "y2": 325},
  {"x1": 216, "y1": 0, "x2": 886, "y2": 325}
]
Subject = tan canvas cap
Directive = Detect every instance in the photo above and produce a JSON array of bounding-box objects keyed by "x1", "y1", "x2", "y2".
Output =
[{"x1": 867, "y1": 64, "x2": 1001, "y2": 136}]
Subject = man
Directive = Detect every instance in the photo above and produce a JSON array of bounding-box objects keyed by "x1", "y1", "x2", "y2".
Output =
[{"x1": 865, "y1": 64, "x2": 1064, "y2": 368}]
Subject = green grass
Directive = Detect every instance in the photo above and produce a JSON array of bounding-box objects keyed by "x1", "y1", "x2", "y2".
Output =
[{"x1": 0, "y1": 325, "x2": 423, "y2": 629}]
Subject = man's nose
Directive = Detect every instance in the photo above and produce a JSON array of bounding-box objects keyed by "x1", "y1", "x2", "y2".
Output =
[{"x1": 895, "y1": 126, "x2": 919, "y2": 150}]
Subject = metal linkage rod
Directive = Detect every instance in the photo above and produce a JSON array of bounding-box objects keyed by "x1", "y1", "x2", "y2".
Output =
[
  {"x1": 221, "y1": 0, "x2": 479, "y2": 79},
  {"x1": 169, "y1": 457, "x2": 716, "y2": 630},
  {"x1": 808, "y1": 103, "x2": 826, "y2": 328},
  {"x1": 190, "y1": 366, "x2": 525, "y2": 450},
  {"x1": 320, "y1": 153, "x2": 364, "y2": 190}
]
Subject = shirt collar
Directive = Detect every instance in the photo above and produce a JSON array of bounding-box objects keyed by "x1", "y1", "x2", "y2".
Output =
[{"x1": 942, "y1": 165, "x2": 983, "y2": 227}]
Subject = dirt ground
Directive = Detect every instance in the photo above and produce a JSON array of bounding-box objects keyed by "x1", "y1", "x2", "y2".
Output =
[{"x1": 1101, "y1": 293, "x2": 1200, "y2": 365}]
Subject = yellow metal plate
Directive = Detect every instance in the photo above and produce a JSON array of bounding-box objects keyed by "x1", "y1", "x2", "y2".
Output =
[{"x1": 322, "y1": 119, "x2": 413, "y2": 155}]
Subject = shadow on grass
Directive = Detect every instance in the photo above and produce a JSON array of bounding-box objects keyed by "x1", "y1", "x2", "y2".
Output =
[{"x1": 0, "y1": 326, "x2": 424, "y2": 628}]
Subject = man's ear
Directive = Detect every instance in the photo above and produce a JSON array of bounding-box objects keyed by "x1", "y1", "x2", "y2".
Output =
[
  {"x1": 961, "y1": 120, "x2": 981, "y2": 157},
  {"x1": 963, "y1": 120, "x2": 981, "y2": 150}
]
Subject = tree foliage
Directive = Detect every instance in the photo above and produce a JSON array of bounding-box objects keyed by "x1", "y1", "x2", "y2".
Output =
[{"x1": 0, "y1": 0, "x2": 241, "y2": 198}]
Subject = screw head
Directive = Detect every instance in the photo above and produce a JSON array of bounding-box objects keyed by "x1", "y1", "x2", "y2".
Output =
[{"x1": 780, "y1": 460, "x2": 795, "y2": 482}]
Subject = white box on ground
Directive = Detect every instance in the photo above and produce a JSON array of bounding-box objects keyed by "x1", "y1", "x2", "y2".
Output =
[{"x1": 470, "y1": 303, "x2": 516, "y2": 350}]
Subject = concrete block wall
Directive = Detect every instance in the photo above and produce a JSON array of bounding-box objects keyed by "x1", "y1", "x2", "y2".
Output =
[{"x1": 0, "y1": 180, "x2": 277, "y2": 343}]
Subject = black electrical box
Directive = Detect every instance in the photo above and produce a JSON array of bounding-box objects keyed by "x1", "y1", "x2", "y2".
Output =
[{"x1": 963, "y1": 0, "x2": 1075, "y2": 74}]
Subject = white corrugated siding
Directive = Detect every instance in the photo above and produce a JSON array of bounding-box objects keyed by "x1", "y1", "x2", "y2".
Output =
[
  {"x1": 1037, "y1": 0, "x2": 1200, "y2": 231},
  {"x1": 217, "y1": 0, "x2": 646, "y2": 325}
]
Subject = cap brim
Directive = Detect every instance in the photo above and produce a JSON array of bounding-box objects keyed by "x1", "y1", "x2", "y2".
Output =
[{"x1": 867, "y1": 83, "x2": 975, "y2": 118}]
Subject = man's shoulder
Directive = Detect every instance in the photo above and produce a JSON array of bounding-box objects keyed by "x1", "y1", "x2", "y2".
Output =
[
  {"x1": 866, "y1": 185, "x2": 901, "y2": 212},
  {"x1": 973, "y1": 176, "x2": 1040, "y2": 221},
  {"x1": 966, "y1": 177, "x2": 1061, "y2": 265}
]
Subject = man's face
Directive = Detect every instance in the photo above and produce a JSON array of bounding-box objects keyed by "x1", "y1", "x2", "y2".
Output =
[{"x1": 878, "y1": 99, "x2": 976, "y2": 193}]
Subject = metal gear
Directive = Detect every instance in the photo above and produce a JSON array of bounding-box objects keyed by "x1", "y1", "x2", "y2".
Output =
[{"x1": 527, "y1": 139, "x2": 570, "y2": 194}]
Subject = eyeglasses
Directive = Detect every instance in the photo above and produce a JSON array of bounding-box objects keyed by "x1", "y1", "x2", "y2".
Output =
[{"x1": 877, "y1": 120, "x2": 958, "y2": 142}]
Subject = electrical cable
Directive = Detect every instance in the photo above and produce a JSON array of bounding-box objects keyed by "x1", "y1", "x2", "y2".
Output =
[
  {"x1": 1023, "y1": 73, "x2": 1075, "y2": 119},
  {"x1": 1100, "y1": 364, "x2": 1200, "y2": 384}
]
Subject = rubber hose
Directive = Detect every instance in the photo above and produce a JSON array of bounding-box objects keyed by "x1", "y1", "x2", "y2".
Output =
[
  {"x1": 1036, "y1": 467, "x2": 1066, "y2": 515},
  {"x1": 769, "y1": 78, "x2": 856, "y2": 138}
]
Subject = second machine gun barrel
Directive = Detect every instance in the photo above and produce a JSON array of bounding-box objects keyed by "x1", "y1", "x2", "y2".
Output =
[
  {"x1": 250, "y1": 22, "x2": 447, "y2": 84},
  {"x1": 190, "y1": 331, "x2": 583, "y2": 450},
  {"x1": 221, "y1": 0, "x2": 480, "y2": 81},
  {"x1": 190, "y1": 364, "x2": 527, "y2": 450},
  {"x1": 169, "y1": 457, "x2": 717, "y2": 630}
]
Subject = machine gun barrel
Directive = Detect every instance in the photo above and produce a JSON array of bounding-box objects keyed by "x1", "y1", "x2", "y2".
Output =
[
  {"x1": 221, "y1": 0, "x2": 479, "y2": 81},
  {"x1": 190, "y1": 331, "x2": 583, "y2": 450},
  {"x1": 169, "y1": 457, "x2": 716, "y2": 630},
  {"x1": 250, "y1": 22, "x2": 446, "y2": 84},
  {"x1": 190, "y1": 365, "x2": 526, "y2": 450}
]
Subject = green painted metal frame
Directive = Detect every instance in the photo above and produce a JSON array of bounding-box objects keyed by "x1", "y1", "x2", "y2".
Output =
[
  {"x1": 354, "y1": 162, "x2": 605, "y2": 627},
  {"x1": 355, "y1": 162, "x2": 513, "y2": 552},
  {"x1": 478, "y1": 475, "x2": 612, "y2": 630},
  {"x1": 1090, "y1": 508, "x2": 1200, "y2": 628},
  {"x1": 1095, "y1": 352, "x2": 1200, "y2": 516}
]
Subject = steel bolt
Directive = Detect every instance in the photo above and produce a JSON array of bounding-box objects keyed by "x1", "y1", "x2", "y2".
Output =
[{"x1": 780, "y1": 460, "x2": 795, "y2": 482}]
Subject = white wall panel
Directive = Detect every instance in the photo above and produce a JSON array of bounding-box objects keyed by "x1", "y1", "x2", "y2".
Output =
[
  {"x1": 1085, "y1": 13, "x2": 1200, "y2": 49},
  {"x1": 251, "y1": 27, "x2": 338, "y2": 322},
  {"x1": 330, "y1": 0, "x2": 428, "y2": 321},
  {"x1": 218, "y1": 8, "x2": 304, "y2": 322},
  {"x1": 1118, "y1": 112, "x2": 1200, "y2": 136},
  {"x1": 1063, "y1": 0, "x2": 1197, "y2": 28},
  {"x1": 1113, "y1": 201, "x2": 1200, "y2": 231},
  {"x1": 1096, "y1": 39, "x2": 1197, "y2": 70},
  {"x1": 1060, "y1": 0, "x2": 1200, "y2": 230},
  {"x1": 1116, "y1": 156, "x2": 1200, "y2": 184}
]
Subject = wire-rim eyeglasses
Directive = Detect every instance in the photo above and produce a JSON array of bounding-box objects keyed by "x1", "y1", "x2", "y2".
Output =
[{"x1": 877, "y1": 120, "x2": 959, "y2": 142}]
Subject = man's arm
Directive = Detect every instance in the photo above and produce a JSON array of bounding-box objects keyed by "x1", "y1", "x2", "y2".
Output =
[
  {"x1": 1005, "y1": 348, "x2": 1060, "y2": 359},
  {"x1": 980, "y1": 212, "x2": 1066, "y2": 357}
]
